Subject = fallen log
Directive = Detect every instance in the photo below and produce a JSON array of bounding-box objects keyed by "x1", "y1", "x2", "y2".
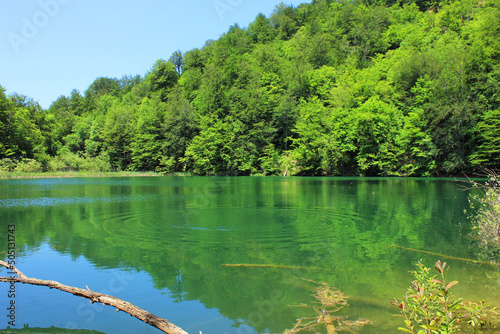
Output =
[
  {"x1": 387, "y1": 244, "x2": 500, "y2": 267},
  {"x1": 0, "y1": 260, "x2": 188, "y2": 334},
  {"x1": 222, "y1": 263, "x2": 329, "y2": 270}
]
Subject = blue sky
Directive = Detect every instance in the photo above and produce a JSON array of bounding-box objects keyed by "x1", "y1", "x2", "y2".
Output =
[{"x1": 0, "y1": 0, "x2": 311, "y2": 109}]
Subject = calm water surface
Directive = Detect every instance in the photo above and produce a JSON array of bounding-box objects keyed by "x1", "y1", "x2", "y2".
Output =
[{"x1": 0, "y1": 177, "x2": 498, "y2": 333}]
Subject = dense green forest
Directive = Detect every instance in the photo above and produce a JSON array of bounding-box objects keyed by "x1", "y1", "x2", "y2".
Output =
[{"x1": 1, "y1": 0, "x2": 499, "y2": 176}]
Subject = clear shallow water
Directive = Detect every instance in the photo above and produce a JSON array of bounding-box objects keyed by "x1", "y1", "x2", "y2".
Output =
[{"x1": 0, "y1": 177, "x2": 498, "y2": 333}]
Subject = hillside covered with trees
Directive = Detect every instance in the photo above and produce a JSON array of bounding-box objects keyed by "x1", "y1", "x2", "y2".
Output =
[{"x1": 1, "y1": 0, "x2": 499, "y2": 176}]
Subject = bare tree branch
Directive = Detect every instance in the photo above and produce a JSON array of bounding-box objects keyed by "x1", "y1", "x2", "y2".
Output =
[{"x1": 0, "y1": 260, "x2": 188, "y2": 334}]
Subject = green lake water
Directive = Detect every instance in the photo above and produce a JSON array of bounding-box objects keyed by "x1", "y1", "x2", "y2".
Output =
[{"x1": 0, "y1": 177, "x2": 499, "y2": 333}]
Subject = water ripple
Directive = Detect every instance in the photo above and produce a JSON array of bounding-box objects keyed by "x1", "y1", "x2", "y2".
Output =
[{"x1": 0, "y1": 194, "x2": 158, "y2": 208}]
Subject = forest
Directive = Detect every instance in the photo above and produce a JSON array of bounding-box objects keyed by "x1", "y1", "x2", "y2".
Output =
[{"x1": 1, "y1": 0, "x2": 499, "y2": 176}]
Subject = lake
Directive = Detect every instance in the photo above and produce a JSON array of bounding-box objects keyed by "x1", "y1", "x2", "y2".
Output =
[{"x1": 0, "y1": 177, "x2": 499, "y2": 333}]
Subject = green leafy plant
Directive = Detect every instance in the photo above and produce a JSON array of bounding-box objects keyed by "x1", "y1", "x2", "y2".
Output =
[
  {"x1": 14, "y1": 159, "x2": 42, "y2": 173},
  {"x1": 458, "y1": 299, "x2": 499, "y2": 331},
  {"x1": 466, "y1": 170, "x2": 500, "y2": 261},
  {"x1": 392, "y1": 260, "x2": 462, "y2": 334},
  {"x1": 393, "y1": 260, "x2": 499, "y2": 334},
  {"x1": 0, "y1": 158, "x2": 17, "y2": 172}
]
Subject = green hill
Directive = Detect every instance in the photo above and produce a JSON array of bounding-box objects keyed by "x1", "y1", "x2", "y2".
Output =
[{"x1": 1, "y1": 0, "x2": 499, "y2": 176}]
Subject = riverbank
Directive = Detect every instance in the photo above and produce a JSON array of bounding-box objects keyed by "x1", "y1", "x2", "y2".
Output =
[
  {"x1": 0, "y1": 171, "x2": 483, "y2": 180},
  {"x1": 0, "y1": 171, "x2": 169, "y2": 179}
]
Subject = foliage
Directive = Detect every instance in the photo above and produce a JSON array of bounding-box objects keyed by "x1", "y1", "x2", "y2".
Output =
[
  {"x1": 14, "y1": 159, "x2": 43, "y2": 173},
  {"x1": 392, "y1": 260, "x2": 462, "y2": 333},
  {"x1": 470, "y1": 109, "x2": 500, "y2": 168},
  {"x1": 1, "y1": 0, "x2": 499, "y2": 175},
  {"x1": 466, "y1": 170, "x2": 500, "y2": 260},
  {"x1": 458, "y1": 299, "x2": 500, "y2": 331},
  {"x1": 47, "y1": 151, "x2": 111, "y2": 173},
  {"x1": 0, "y1": 158, "x2": 17, "y2": 172},
  {"x1": 392, "y1": 260, "x2": 499, "y2": 333}
]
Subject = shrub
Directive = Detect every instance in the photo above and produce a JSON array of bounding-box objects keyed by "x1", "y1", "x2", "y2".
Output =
[
  {"x1": 155, "y1": 156, "x2": 176, "y2": 174},
  {"x1": 392, "y1": 260, "x2": 499, "y2": 334},
  {"x1": 34, "y1": 153, "x2": 51, "y2": 172},
  {"x1": 47, "y1": 152, "x2": 82, "y2": 172},
  {"x1": 466, "y1": 170, "x2": 500, "y2": 261},
  {"x1": 392, "y1": 260, "x2": 462, "y2": 334},
  {"x1": 15, "y1": 159, "x2": 42, "y2": 173},
  {"x1": 47, "y1": 156, "x2": 70, "y2": 172},
  {"x1": 0, "y1": 158, "x2": 17, "y2": 172},
  {"x1": 47, "y1": 152, "x2": 112, "y2": 173},
  {"x1": 80, "y1": 153, "x2": 111, "y2": 173}
]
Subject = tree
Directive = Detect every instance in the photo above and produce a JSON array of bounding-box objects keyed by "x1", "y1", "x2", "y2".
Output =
[
  {"x1": 169, "y1": 50, "x2": 184, "y2": 76},
  {"x1": 182, "y1": 48, "x2": 205, "y2": 72},
  {"x1": 0, "y1": 86, "x2": 14, "y2": 158},
  {"x1": 248, "y1": 13, "x2": 276, "y2": 43},
  {"x1": 129, "y1": 98, "x2": 166, "y2": 171},
  {"x1": 84, "y1": 77, "x2": 121, "y2": 112},
  {"x1": 470, "y1": 109, "x2": 500, "y2": 168},
  {"x1": 353, "y1": 97, "x2": 403, "y2": 176},
  {"x1": 69, "y1": 89, "x2": 85, "y2": 115},
  {"x1": 2, "y1": 103, "x2": 43, "y2": 160},
  {"x1": 102, "y1": 102, "x2": 134, "y2": 170},
  {"x1": 271, "y1": 3, "x2": 300, "y2": 41},
  {"x1": 119, "y1": 75, "x2": 142, "y2": 95},
  {"x1": 290, "y1": 97, "x2": 333, "y2": 175},
  {"x1": 160, "y1": 93, "x2": 199, "y2": 172},
  {"x1": 143, "y1": 59, "x2": 179, "y2": 102},
  {"x1": 48, "y1": 95, "x2": 75, "y2": 153}
]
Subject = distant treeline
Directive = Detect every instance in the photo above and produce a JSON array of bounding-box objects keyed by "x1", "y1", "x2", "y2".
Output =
[{"x1": 1, "y1": 0, "x2": 499, "y2": 176}]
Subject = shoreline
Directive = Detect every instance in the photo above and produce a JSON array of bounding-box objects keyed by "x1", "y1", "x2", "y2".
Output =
[
  {"x1": 0, "y1": 171, "x2": 485, "y2": 180},
  {"x1": 0, "y1": 171, "x2": 165, "y2": 179}
]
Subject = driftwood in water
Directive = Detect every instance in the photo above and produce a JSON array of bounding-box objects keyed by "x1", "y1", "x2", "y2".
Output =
[
  {"x1": 0, "y1": 260, "x2": 188, "y2": 334},
  {"x1": 222, "y1": 263, "x2": 329, "y2": 271},
  {"x1": 387, "y1": 244, "x2": 500, "y2": 267}
]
